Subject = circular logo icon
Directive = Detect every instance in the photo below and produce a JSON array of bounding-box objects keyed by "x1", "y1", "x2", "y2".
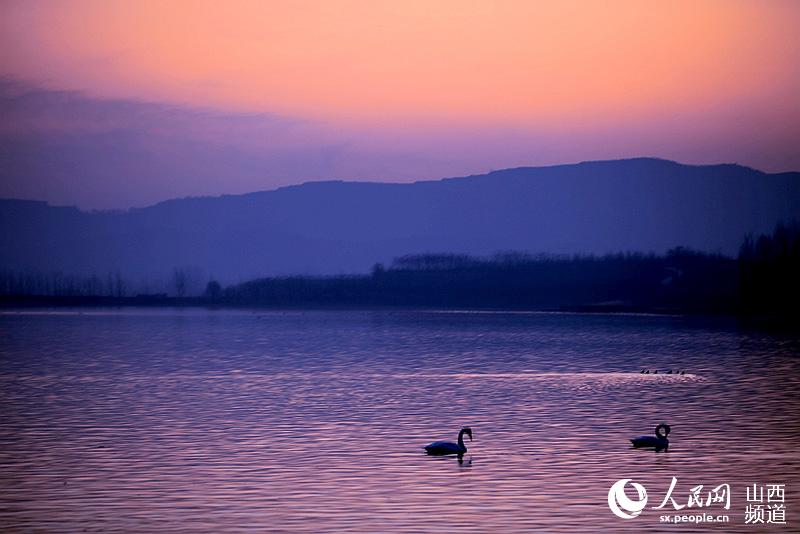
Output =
[{"x1": 608, "y1": 479, "x2": 648, "y2": 519}]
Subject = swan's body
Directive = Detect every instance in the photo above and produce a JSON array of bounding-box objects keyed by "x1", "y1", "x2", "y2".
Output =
[
  {"x1": 425, "y1": 427, "x2": 472, "y2": 456},
  {"x1": 631, "y1": 423, "x2": 670, "y2": 452}
]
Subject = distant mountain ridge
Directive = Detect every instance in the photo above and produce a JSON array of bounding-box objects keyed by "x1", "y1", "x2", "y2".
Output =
[{"x1": 1, "y1": 158, "x2": 798, "y2": 289}]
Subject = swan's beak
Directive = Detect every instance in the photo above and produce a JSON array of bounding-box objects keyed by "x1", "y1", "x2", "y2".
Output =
[{"x1": 468, "y1": 431, "x2": 473, "y2": 441}]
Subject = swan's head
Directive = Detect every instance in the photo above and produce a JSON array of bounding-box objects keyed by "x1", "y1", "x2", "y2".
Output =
[
  {"x1": 461, "y1": 427, "x2": 473, "y2": 441},
  {"x1": 655, "y1": 423, "x2": 671, "y2": 439}
]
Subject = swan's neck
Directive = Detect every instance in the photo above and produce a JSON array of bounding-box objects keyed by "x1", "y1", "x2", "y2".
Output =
[{"x1": 457, "y1": 431, "x2": 467, "y2": 451}]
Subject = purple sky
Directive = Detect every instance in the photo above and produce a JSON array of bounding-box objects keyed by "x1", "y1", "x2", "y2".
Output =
[
  {"x1": 1, "y1": 3, "x2": 799, "y2": 209},
  {"x1": 2, "y1": 77, "x2": 798, "y2": 210}
]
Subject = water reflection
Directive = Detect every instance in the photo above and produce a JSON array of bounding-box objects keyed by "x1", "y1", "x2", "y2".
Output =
[{"x1": 0, "y1": 309, "x2": 798, "y2": 532}]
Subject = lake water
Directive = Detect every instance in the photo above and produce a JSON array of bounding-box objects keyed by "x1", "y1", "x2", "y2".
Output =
[{"x1": 1, "y1": 309, "x2": 798, "y2": 532}]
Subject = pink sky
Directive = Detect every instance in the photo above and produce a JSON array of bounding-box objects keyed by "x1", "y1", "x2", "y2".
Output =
[{"x1": 1, "y1": 0, "x2": 799, "y2": 208}]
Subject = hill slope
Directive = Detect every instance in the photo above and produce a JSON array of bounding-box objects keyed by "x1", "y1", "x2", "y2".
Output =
[{"x1": 1, "y1": 158, "x2": 798, "y2": 287}]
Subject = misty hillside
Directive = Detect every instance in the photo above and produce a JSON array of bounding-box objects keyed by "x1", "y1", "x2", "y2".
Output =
[{"x1": 1, "y1": 158, "x2": 798, "y2": 287}]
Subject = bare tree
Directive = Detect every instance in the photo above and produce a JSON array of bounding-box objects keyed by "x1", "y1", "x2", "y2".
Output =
[
  {"x1": 114, "y1": 271, "x2": 126, "y2": 298},
  {"x1": 172, "y1": 268, "x2": 188, "y2": 298}
]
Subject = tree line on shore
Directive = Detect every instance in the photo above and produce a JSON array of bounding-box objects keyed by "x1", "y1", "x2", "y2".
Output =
[
  {"x1": 219, "y1": 248, "x2": 738, "y2": 312},
  {"x1": 1, "y1": 222, "x2": 797, "y2": 317}
]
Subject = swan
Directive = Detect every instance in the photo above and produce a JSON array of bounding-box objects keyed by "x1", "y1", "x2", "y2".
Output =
[
  {"x1": 425, "y1": 427, "x2": 473, "y2": 455},
  {"x1": 630, "y1": 423, "x2": 670, "y2": 452}
]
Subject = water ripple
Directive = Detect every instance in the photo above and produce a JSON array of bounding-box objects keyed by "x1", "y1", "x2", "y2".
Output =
[{"x1": 1, "y1": 309, "x2": 798, "y2": 532}]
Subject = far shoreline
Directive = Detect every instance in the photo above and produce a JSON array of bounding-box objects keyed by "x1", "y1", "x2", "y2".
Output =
[
  {"x1": 2, "y1": 295, "x2": 797, "y2": 330},
  {"x1": 0, "y1": 294, "x2": 690, "y2": 314}
]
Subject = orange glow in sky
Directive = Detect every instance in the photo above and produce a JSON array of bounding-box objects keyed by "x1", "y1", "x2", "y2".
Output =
[
  {"x1": 2, "y1": 0, "x2": 798, "y2": 127},
  {"x1": 1, "y1": 0, "x2": 799, "y2": 208}
]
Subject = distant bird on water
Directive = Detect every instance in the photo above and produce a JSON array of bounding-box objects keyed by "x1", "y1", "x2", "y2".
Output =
[
  {"x1": 630, "y1": 423, "x2": 671, "y2": 452},
  {"x1": 425, "y1": 427, "x2": 473, "y2": 456}
]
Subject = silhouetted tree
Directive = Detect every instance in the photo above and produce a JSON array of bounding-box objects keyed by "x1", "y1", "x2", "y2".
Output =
[
  {"x1": 204, "y1": 280, "x2": 222, "y2": 299},
  {"x1": 739, "y1": 221, "x2": 800, "y2": 317},
  {"x1": 172, "y1": 268, "x2": 188, "y2": 298},
  {"x1": 223, "y1": 250, "x2": 737, "y2": 312},
  {"x1": 114, "y1": 271, "x2": 126, "y2": 298}
]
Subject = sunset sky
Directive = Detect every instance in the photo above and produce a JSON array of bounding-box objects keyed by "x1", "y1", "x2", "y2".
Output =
[{"x1": 1, "y1": 0, "x2": 799, "y2": 208}]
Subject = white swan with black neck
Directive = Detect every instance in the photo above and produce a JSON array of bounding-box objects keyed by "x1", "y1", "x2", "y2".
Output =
[{"x1": 424, "y1": 427, "x2": 473, "y2": 456}]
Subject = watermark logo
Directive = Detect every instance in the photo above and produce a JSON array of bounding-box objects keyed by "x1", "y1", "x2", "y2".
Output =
[
  {"x1": 607, "y1": 478, "x2": 787, "y2": 525},
  {"x1": 745, "y1": 483, "x2": 786, "y2": 525},
  {"x1": 608, "y1": 478, "x2": 648, "y2": 519}
]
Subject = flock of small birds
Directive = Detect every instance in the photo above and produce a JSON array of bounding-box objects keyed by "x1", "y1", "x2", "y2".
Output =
[{"x1": 640, "y1": 369, "x2": 685, "y2": 375}]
